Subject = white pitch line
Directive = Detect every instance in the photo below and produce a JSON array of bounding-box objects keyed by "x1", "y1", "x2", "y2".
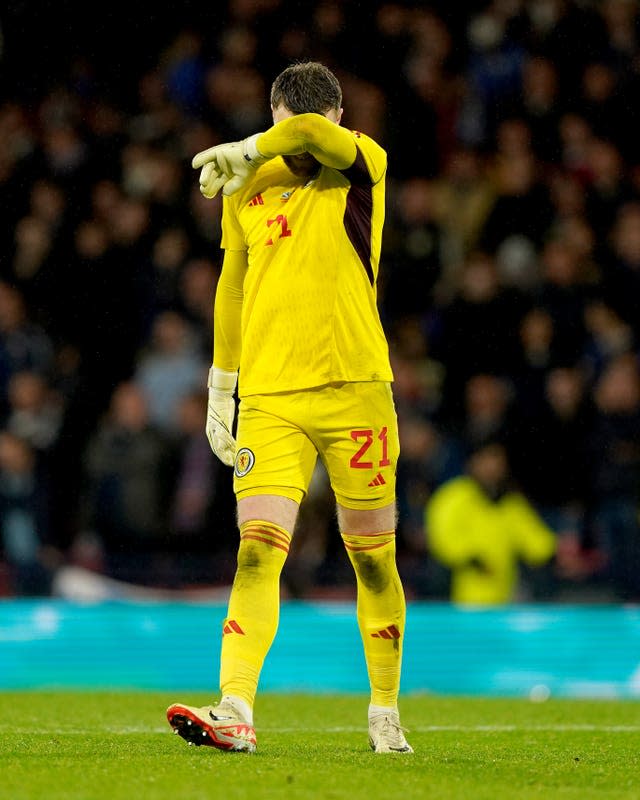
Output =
[
  {"x1": 414, "y1": 724, "x2": 640, "y2": 733},
  {"x1": 2, "y1": 724, "x2": 640, "y2": 734}
]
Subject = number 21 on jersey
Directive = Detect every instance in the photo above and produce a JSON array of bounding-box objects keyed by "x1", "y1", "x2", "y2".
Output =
[
  {"x1": 350, "y1": 427, "x2": 391, "y2": 469},
  {"x1": 265, "y1": 214, "x2": 292, "y2": 246}
]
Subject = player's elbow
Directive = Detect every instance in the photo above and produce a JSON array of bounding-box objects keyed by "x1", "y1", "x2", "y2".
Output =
[{"x1": 283, "y1": 113, "x2": 329, "y2": 144}]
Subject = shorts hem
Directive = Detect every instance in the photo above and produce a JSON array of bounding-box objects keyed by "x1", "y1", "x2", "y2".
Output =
[
  {"x1": 235, "y1": 485, "x2": 306, "y2": 504},
  {"x1": 334, "y1": 493, "x2": 396, "y2": 511}
]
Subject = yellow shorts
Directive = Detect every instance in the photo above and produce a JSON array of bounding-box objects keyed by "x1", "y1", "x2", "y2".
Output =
[{"x1": 233, "y1": 381, "x2": 398, "y2": 509}]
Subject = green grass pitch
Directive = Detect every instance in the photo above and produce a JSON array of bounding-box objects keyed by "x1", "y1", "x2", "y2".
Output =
[{"x1": 1, "y1": 692, "x2": 639, "y2": 799}]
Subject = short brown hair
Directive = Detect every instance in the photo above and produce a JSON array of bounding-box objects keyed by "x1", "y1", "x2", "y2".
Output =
[{"x1": 270, "y1": 62, "x2": 342, "y2": 114}]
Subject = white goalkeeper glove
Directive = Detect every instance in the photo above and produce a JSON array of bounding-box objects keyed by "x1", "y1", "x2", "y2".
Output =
[
  {"x1": 192, "y1": 133, "x2": 268, "y2": 198},
  {"x1": 206, "y1": 367, "x2": 238, "y2": 466}
]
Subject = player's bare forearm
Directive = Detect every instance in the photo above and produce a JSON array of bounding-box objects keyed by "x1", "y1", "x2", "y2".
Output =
[
  {"x1": 257, "y1": 114, "x2": 357, "y2": 170},
  {"x1": 213, "y1": 249, "x2": 247, "y2": 372}
]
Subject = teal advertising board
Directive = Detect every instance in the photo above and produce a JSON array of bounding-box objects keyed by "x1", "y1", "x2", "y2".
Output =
[{"x1": 1, "y1": 600, "x2": 639, "y2": 698}]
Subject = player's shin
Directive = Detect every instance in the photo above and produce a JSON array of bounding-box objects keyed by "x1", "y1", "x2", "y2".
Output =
[
  {"x1": 220, "y1": 520, "x2": 291, "y2": 709},
  {"x1": 341, "y1": 532, "x2": 406, "y2": 707}
]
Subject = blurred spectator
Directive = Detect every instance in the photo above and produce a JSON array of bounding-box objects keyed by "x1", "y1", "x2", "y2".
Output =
[
  {"x1": 187, "y1": 184, "x2": 224, "y2": 252},
  {"x1": 383, "y1": 178, "x2": 442, "y2": 317},
  {"x1": 586, "y1": 354, "x2": 640, "y2": 600},
  {"x1": 204, "y1": 26, "x2": 268, "y2": 138},
  {"x1": 536, "y1": 236, "x2": 590, "y2": 364},
  {"x1": 511, "y1": 366, "x2": 592, "y2": 539},
  {"x1": 161, "y1": 31, "x2": 206, "y2": 115},
  {"x1": 41, "y1": 123, "x2": 89, "y2": 187},
  {"x1": 548, "y1": 169, "x2": 587, "y2": 222},
  {"x1": 434, "y1": 254, "x2": 521, "y2": 414},
  {"x1": 66, "y1": 219, "x2": 126, "y2": 414},
  {"x1": 5, "y1": 370, "x2": 62, "y2": 453},
  {"x1": 396, "y1": 414, "x2": 464, "y2": 597},
  {"x1": 11, "y1": 216, "x2": 55, "y2": 309},
  {"x1": 339, "y1": 75, "x2": 386, "y2": 145},
  {"x1": 134, "y1": 311, "x2": 206, "y2": 432},
  {"x1": 512, "y1": 307, "x2": 558, "y2": 418},
  {"x1": 521, "y1": 1, "x2": 607, "y2": 94},
  {"x1": 481, "y1": 150, "x2": 554, "y2": 254},
  {"x1": 584, "y1": 137, "x2": 634, "y2": 239},
  {"x1": 129, "y1": 70, "x2": 183, "y2": 146},
  {"x1": 81, "y1": 382, "x2": 175, "y2": 582},
  {"x1": 602, "y1": 203, "x2": 640, "y2": 335},
  {"x1": 458, "y1": 7, "x2": 525, "y2": 146},
  {"x1": 149, "y1": 227, "x2": 191, "y2": 314},
  {"x1": 170, "y1": 391, "x2": 219, "y2": 542},
  {"x1": 0, "y1": 282, "x2": 54, "y2": 406},
  {"x1": 582, "y1": 300, "x2": 634, "y2": 381},
  {"x1": 600, "y1": 0, "x2": 640, "y2": 70},
  {"x1": 462, "y1": 373, "x2": 514, "y2": 450},
  {"x1": 432, "y1": 146, "x2": 496, "y2": 271},
  {"x1": 389, "y1": 316, "x2": 445, "y2": 421},
  {"x1": 425, "y1": 440, "x2": 556, "y2": 605},
  {"x1": 385, "y1": 7, "x2": 453, "y2": 178},
  {"x1": 178, "y1": 258, "x2": 218, "y2": 355},
  {"x1": 579, "y1": 62, "x2": 626, "y2": 152},
  {"x1": 558, "y1": 113, "x2": 594, "y2": 183},
  {"x1": 168, "y1": 390, "x2": 235, "y2": 584},
  {"x1": 0, "y1": 432, "x2": 54, "y2": 595},
  {"x1": 518, "y1": 56, "x2": 561, "y2": 162}
]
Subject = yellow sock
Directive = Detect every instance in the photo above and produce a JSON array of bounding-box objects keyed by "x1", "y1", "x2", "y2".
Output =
[
  {"x1": 220, "y1": 520, "x2": 291, "y2": 709},
  {"x1": 341, "y1": 531, "x2": 406, "y2": 708}
]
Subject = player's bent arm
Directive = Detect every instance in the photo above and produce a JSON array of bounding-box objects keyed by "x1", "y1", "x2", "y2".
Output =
[
  {"x1": 256, "y1": 113, "x2": 357, "y2": 171},
  {"x1": 192, "y1": 115, "x2": 374, "y2": 198},
  {"x1": 213, "y1": 249, "x2": 247, "y2": 372}
]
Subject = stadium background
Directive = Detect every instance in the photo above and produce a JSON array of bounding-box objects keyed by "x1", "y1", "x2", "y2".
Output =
[{"x1": 2, "y1": 0, "x2": 640, "y2": 695}]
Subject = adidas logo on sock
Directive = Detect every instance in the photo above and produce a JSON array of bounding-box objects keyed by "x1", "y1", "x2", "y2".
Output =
[
  {"x1": 223, "y1": 620, "x2": 245, "y2": 635},
  {"x1": 371, "y1": 625, "x2": 401, "y2": 639}
]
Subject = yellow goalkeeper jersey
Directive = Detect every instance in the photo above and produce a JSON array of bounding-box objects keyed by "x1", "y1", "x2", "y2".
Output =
[{"x1": 221, "y1": 130, "x2": 393, "y2": 398}]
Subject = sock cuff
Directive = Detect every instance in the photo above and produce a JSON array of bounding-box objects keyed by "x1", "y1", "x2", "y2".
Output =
[
  {"x1": 341, "y1": 531, "x2": 395, "y2": 552},
  {"x1": 240, "y1": 519, "x2": 292, "y2": 554},
  {"x1": 369, "y1": 703, "x2": 398, "y2": 718}
]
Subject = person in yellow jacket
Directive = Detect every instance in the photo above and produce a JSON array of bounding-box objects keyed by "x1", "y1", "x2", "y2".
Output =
[{"x1": 425, "y1": 440, "x2": 556, "y2": 605}]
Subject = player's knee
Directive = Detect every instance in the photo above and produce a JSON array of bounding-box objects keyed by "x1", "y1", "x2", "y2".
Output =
[
  {"x1": 237, "y1": 540, "x2": 263, "y2": 573},
  {"x1": 235, "y1": 519, "x2": 292, "y2": 579},
  {"x1": 350, "y1": 550, "x2": 395, "y2": 594}
]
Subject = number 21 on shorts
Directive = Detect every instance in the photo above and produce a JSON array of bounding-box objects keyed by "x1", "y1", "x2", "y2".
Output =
[{"x1": 349, "y1": 427, "x2": 391, "y2": 469}]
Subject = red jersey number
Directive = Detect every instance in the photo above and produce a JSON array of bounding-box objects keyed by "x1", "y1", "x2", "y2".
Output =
[
  {"x1": 265, "y1": 214, "x2": 292, "y2": 246},
  {"x1": 350, "y1": 427, "x2": 391, "y2": 469}
]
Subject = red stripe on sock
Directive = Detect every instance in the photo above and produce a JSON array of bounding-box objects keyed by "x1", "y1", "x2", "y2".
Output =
[
  {"x1": 240, "y1": 533, "x2": 290, "y2": 554},
  {"x1": 343, "y1": 542, "x2": 388, "y2": 552},
  {"x1": 250, "y1": 526, "x2": 291, "y2": 545}
]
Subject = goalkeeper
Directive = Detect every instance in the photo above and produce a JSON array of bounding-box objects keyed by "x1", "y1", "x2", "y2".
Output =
[{"x1": 167, "y1": 62, "x2": 412, "y2": 754}]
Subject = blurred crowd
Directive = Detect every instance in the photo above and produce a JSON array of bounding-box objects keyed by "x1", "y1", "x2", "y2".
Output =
[{"x1": 1, "y1": 0, "x2": 640, "y2": 602}]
